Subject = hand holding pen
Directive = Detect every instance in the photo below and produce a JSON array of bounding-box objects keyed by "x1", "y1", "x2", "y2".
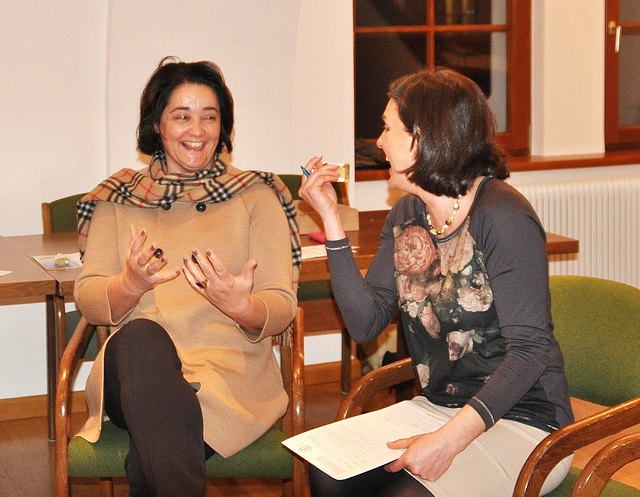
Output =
[
  {"x1": 298, "y1": 156, "x2": 346, "y2": 240},
  {"x1": 300, "y1": 160, "x2": 349, "y2": 182}
]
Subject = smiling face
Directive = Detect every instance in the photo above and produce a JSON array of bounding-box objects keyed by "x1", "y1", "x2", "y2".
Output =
[
  {"x1": 376, "y1": 99, "x2": 417, "y2": 191},
  {"x1": 157, "y1": 83, "x2": 221, "y2": 174}
]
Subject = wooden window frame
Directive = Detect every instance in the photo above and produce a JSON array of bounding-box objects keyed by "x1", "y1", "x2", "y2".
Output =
[
  {"x1": 354, "y1": 1, "x2": 640, "y2": 182},
  {"x1": 605, "y1": 0, "x2": 640, "y2": 150},
  {"x1": 354, "y1": 0, "x2": 531, "y2": 174}
]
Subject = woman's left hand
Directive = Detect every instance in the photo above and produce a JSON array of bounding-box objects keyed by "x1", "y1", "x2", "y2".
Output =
[
  {"x1": 384, "y1": 404, "x2": 486, "y2": 481},
  {"x1": 183, "y1": 249, "x2": 266, "y2": 330},
  {"x1": 384, "y1": 430, "x2": 457, "y2": 481}
]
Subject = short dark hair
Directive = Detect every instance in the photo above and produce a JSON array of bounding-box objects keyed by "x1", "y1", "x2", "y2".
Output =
[
  {"x1": 388, "y1": 68, "x2": 508, "y2": 197},
  {"x1": 137, "y1": 56, "x2": 234, "y2": 157}
]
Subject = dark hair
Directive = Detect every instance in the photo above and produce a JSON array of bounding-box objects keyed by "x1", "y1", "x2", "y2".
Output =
[
  {"x1": 137, "y1": 56, "x2": 234, "y2": 157},
  {"x1": 388, "y1": 68, "x2": 508, "y2": 197}
]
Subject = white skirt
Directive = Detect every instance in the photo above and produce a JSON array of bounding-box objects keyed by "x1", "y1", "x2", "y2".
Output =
[{"x1": 408, "y1": 397, "x2": 573, "y2": 497}]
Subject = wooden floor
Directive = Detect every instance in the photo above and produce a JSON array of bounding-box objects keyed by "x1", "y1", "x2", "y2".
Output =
[
  {"x1": 0, "y1": 381, "x2": 373, "y2": 497},
  {"x1": 1, "y1": 382, "x2": 639, "y2": 496}
]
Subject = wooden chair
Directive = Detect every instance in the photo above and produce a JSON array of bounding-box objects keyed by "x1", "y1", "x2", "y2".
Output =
[
  {"x1": 42, "y1": 193, "x2": 87, "y2": 235},
  {"x1": 337, "y1": 276, "x2": 640, "y2": 497},
  {"x1": 55, "y1": 308, "x2": 306, "y2": 497},
  {"x1": 280, "y1": 174, "x2": 358, "y2": 393}
]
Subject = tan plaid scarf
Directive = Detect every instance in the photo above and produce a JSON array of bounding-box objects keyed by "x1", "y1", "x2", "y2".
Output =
[{"x1": 77, "y1": 152, "x2": 301, "y2": 287}]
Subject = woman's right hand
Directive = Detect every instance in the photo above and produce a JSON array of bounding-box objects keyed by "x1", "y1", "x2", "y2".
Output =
[
  {"x1": 107, "y1": 225, "x2": 181, "y2": 322},
  {"x1": 121, "y1": 225, "x2": 180, "y2": 294},
  {"x1": 298, "y1": 155, "x2": 346, "y2": 240}
]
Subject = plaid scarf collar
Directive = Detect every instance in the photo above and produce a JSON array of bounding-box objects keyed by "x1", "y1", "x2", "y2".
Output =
[{"x1": 77, "y1": 152, "x2": 301, "y2": 286}]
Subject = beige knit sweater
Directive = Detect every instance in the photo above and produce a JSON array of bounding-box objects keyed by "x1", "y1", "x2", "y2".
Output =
[{"x1": 73, "y1": 166, "x2": 297, "y2": 457}]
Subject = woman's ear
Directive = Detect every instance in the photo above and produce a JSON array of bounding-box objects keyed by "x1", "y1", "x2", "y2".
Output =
[{"x1": 410, "y1": 126, "x2": 421, "y2": 157}]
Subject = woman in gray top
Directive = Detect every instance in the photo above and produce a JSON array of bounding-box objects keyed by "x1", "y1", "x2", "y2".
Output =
[{"x1": 299, "y1": 68, "x2": 574, "y2": 497}]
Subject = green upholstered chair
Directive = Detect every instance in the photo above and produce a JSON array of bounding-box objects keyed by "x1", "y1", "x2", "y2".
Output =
[
  {"x1": 336, "y1": 275, "x2": 640, "y2": 497},
  {"x1": 42, "y1": 192, "x2": 99, "y2": 360},
  {"x1": 281, "y1": 174, "x2": 356, "y2": 393},
  {"x1": 42, "y1": 193, "x2": 87, "y2": 234},
  {"x1": 514, "y1": 275, "x2": 640, "y2": 497},
  {"x1": 55, "y1": 308, "x2": 306, "y2": 497}
]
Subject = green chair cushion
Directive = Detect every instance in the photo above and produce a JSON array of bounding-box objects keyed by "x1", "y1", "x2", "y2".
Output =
[
  {"x1": 279, "y1": 174, "x2": 344, "y2": 204},
  {"x1": 550, "y1": 276, "x2": 640, "y2": 406},
  {"x1": 48, "y1": 193, "x2": 86, "y2": 233},
  {"x1": 545, "y1": 467, "x2": 640, "y2": 497},
  {"x1": 64, "y1": 309, "x2": 97, "y2": 359},
  {"x1": 298, "y1": 280, "x2": 334, "y2": 301},
  {"x1": 68, "y1": 421, "x2": 293, "y2": 479}
]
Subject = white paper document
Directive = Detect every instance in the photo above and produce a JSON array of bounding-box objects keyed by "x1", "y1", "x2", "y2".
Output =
[
  {"x1": 0, "y1": 270, "x2": 12, "y2": 277},
  {"x1": 282, "y1": 399, "x2": 448, "y2": 480},
  {"x1": 33, "y1": 252, "x2": 82, "y2": 270}
]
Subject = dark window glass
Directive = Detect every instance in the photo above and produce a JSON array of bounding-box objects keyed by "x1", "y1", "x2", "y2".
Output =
[
  {"x1": 355, "y1": 34, "x2": 427, "y2": 138},
  {"x1": 355, "y1": 0, "x2": 426, "y2": 27}
]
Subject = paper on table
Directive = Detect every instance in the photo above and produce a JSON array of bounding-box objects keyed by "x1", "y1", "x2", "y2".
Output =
[
  {"x1": 301, "y1": 245, "x2": 327, "y2": 260},
  {"x1": 301, "y1": 245, "x2": 359, "y2": 260},
  {"x1": 33, "y1": 252, "x2": 82, "y2": 270},
  {"x1": 282, "y1": 398, "x2": 448, "y2": 480}
]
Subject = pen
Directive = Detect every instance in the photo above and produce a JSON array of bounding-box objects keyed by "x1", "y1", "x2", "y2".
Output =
[{"x1": 300, "y1": 165, "x2": 310, "y2": 177}]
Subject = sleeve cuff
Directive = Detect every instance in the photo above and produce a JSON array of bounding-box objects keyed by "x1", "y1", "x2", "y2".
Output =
[{"x1": 468, "y1": 396, "x2": 496, "y2": 430}]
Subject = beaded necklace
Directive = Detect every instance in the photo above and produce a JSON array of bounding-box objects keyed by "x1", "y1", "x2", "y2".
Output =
[{"x1": 426, "y1": 194, "x2": 463, "y2": 236}]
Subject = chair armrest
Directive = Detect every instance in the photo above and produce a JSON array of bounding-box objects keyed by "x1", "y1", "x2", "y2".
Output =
[
  {"x1": 572, "y1": 431, "x2": 640, "y2": 497},
  {"x1": 55, "y1": 317, "x2": 94, "y2": 441},
  {"x1": 513, "y1": 396, "x2": 640, "y2": 497},
  {"x1": 280, "y1": 307, "x2": 305, "y2": 437},
  {"x1": 55, "y1": 316, "x2": 95, "y2": 497},
  {"x1": 337, "y1": 358, "x2": 414, "y2": 420}
]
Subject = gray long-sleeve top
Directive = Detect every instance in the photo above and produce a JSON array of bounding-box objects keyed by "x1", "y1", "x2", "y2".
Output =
[{"x1": 326, "y1": 176, "x2": 574, "y2": 432}]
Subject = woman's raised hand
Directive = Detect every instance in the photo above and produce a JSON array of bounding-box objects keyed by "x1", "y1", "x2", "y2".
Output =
[
  {"x1": 298, "y1": 155, "x2": 346, "y2": 241},
  {"x1": 107, "y1": 225, "x2": 181, "y2": 323},
  {"x1": 183, "y1": 249, "x2": 267, "y2": 331},
  {"x1": 122, "y1": 225, "x2": 181, "y2": 294}
]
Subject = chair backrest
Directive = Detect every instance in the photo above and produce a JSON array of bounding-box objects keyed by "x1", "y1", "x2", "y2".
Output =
[
  {"x1": 279, "y1": 174, "x2": 348, "y2": 205},
  {"x1": 550, "y1": 275, "x2": 640, "y2": 407},
  {"x1": 42, "y1": 193, "x2": 86, "y2": 233}
]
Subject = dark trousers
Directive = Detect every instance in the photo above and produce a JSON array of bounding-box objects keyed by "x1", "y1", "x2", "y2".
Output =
[
  {"x1": 309, "y1": 464, "x2": 433, "y2": 497},
  {"x1": 103, "y1": 319, "x2": 214, "y2": 497}
]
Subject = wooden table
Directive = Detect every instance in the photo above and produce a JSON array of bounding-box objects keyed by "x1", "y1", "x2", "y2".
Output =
[
  {"x1": 0, "y1": 236, "x2": 57, "y2": 300},
  {"x1": 0, "y1": 236, "x2": 58, "y2": 441},
  {"x1": 300, "y1": 209, "x2": 580, "y2": 281},
  {"x1": 11, "y1": 232, "x2": 80, "y2": 300},
  {"x1": 9, "y1": 232, "x2": 81, "y2": 438}
]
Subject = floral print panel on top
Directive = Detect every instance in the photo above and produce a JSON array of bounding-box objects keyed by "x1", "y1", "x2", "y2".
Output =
[{"x1": 394, "y1": 216, "x2": 504, "y2": 407}]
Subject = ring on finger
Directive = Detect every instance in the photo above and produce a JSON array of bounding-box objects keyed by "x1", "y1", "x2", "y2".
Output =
[{"x1": 196, "y1": 278, "x2": 208, "y2": 289}]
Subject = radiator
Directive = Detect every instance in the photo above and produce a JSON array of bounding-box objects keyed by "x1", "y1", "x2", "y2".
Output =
[{"x1": 513, "y1": 178, "x2": 640, "y2": 288}]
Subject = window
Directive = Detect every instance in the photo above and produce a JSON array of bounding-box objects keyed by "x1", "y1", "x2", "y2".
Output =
[
  {"x1": 354, "y1": 0, "x2": 531, "y2": 167},
  {"x1": 605, "y1": 0, "x2": 640, "y2": 150}
]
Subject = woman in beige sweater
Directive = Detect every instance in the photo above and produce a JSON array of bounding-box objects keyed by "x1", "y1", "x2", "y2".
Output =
[{"x1": 73, "y1": 57, "x2": 299, "y2": 497}]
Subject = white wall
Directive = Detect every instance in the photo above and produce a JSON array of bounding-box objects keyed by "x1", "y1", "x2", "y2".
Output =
[
  {"x1": 530, "y1": 0, "x2": 605, "y2": 156},
  {"x1": 0, "y1": 1, "x2": 108, "y2": 236},
  {"x1": 106, "y1": 0, "x2": 299, "y2": 174},
  {"x1": 0, "y1": 1, "x2": 633, "y2": 398},
  {"x1": 0, "y1": 1, "x2": 107, "y2": 398}
]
